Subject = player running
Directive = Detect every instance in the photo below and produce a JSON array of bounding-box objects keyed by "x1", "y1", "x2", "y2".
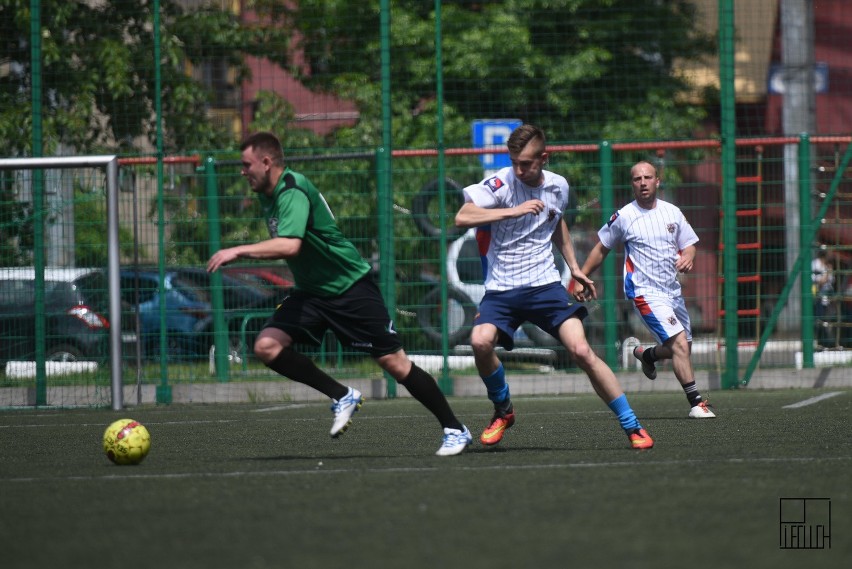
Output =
[
  {"x1": 207, "y1": 131, "x2": 473, "y2": 455},
  {"x1": 454, "y1": 124, "x2": 653, "y2": 449},
  {"x1": 575, "y1": 160, "x2": 715, "y2": 418}
]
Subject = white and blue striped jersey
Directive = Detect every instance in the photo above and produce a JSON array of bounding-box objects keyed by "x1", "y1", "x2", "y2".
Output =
[
  {"x1": 597, "y1": 199, "x2": 699, "y2": 299},
  {"x1": 462, "y1": 167, "x2": 569, "y2": 291}
]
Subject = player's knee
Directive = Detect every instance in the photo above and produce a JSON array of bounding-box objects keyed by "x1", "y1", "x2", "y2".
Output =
[
  {"x1": 254, "y1": 336, "x2": 282, "y2": 363},
  {"x1": 670, "y1": 334, "x2": 690, "y2": 358},
  {"x1": 565, "y1": 338, "x2": 594, "y2": 364},
  {"x1": 469, "y1": 330, "x2": 496, "y2": 357},
  {"x1": 376, "y1": 351, "x2": 411, "y2": 380}
]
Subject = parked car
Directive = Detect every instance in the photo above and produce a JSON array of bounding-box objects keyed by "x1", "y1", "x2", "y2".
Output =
[
  {"x1": 169, "y1": 267, "x2": 280, "y2": 312},
  {"x1": 119, "y1": 269, "x2": 212, "y2": 359},
  {"x1": 221, "y1": 266, "x2": 294, "y2": 296},
  {"x1": 0, "y1": 267, "x2": 111, "y2": 365},
  {"x1": 171, "y1": 267, "x2": 282, "y2": 361},
  {"x1": 120, "y1": 267, "x2": 280, "y2": 360}
]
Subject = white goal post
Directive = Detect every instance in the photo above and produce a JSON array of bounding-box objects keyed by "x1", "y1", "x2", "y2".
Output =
[{"x1": 0, "y1": 155, "x2": 124, "y2": 410}]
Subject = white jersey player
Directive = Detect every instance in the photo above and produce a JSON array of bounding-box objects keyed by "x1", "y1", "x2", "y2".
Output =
[
  {"x1": 602, "y1": 198, "x2": 699, "y2": 298},
  {"x1": 455, "y1": 124, "x2": 654, "y2": 450},
  {"x1": 462, "y1": 166, "x2": 568, "y2": 292},
  {"x1": 576, "y1": 161, "x2": 716, "y2": 418}
]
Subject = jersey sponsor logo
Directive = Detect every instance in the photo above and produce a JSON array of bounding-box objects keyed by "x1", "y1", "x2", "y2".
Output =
[
  {"x1": 485, "y1": 176, "x2": 504, "y2": 192},
  {"x1": 267, "y1": 217, "x2": 278, "y2": 238},
  {"x1": 667, "y1": 223, "x2": 676, "y2": 234},
  {"x1": 607, "y1": 212, "x2": 620, "y2": 226},
  {"x1": 351, "y1": 341, "x2": 375, "y2": 348}
]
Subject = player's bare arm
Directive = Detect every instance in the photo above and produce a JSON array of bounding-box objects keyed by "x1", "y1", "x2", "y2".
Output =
[
  {"x1": 573, "y1": 241, "x2": 611, "y2": 301},
  {"x1": 455, "y1": 199, "x2": 545, "y2": 229},
  {"x1": 551, "y1": 218, "x2": 596, "y2": 300},
  {"x1": 551, "y1": 218, "x2": 582, "y2": 274},
  {"x1": 207, "y1": 237, "x2": 301, "y2": 273},
  {"x1": 675, "y1": 244, "x2": 697, "y2": 273}
]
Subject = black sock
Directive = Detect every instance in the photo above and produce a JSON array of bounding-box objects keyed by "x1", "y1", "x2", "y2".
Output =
[
  {"x1": 266, "y1": 349, "x2": 348, "y2": 400},
  {"x1": 400, "y1": 364, "x2": 463, "y2": 430},
  {"x1": 682, "y1": 380, "x2": 703, "y2": 407},
  {"x1": 643, "y1": 346, "x2": 658, "y2": 364},
  {"x1": 495, "y1": 398, "x2": 513, "y2": 416}
]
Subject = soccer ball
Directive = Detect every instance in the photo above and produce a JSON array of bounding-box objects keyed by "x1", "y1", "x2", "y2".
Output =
[{"x1": 103, "y1": 418, "x2": 151, "y2": 465}]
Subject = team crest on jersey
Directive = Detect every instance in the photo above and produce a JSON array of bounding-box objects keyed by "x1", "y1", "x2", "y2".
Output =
[
  {"x1": 267, "y1": 217, "x2": 278, "y2": 238},
  {"x1": 485, "y1": 177, "x2": 504, "y2": 192},
  {"x1": 607, "y1": 212, "x2": 620, "y2": 227},
  {"x1": 667, "y1": 223, "x2": 676, "y2": 234},
  {"x1": 547, "y1": 209, "x2": 557, "y2": 222}
]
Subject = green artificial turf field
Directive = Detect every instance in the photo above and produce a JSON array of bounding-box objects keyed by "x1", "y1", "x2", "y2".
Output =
[{"x1": 1, "y1": 389, "x2": 848, "y2": 569}]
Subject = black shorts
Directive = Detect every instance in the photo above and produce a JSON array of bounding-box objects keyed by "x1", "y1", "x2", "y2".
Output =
[{"x1": 263, "y1": 277, "x2": 403, "y2": 357}]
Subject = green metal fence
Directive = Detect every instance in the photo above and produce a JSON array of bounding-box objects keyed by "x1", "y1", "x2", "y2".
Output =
[{"x1": 2, "y1": 1, "x2": 852, "y2": 407}]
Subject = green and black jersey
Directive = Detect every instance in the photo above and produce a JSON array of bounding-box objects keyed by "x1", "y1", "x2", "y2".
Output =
[{"x1": 259, "y1": 168, "x2": 370, "y2": 297}]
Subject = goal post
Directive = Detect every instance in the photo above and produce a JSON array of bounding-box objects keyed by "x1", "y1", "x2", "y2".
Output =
[{"x1": 0, "y1": 155, "x2": 124, "y2": 410}]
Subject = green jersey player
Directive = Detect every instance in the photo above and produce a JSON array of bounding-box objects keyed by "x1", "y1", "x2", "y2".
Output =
[{"x1": 207, "y1": 131, "x2": 471, "y2": 455}]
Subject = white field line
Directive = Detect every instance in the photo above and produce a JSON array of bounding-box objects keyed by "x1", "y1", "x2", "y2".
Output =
[
  {"x1": 253, "y1": 403, "x2": 314, "y2": 412},
  {"x1": 0, "y1": 410, "x2": 616, "y2": 430},
  {"x1": 3, "y1": 455, "x2": 850, "y2": 484},
  {"x1": 782, "y1": 391, "x2": 844, "y2": 409}
]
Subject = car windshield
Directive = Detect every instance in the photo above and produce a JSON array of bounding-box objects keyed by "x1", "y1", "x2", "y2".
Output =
[
  {"x1": 170, "y1": 276, "x2": 214, "y2": 305},
  {"x1": 173, "y1": 269, "x2": 276, "y2": 308}
]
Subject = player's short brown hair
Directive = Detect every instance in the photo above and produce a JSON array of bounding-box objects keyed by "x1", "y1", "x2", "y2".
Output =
[
  {"x1": 240, "y1": 131, "x2": 285, "y2": 166},
  {"x1": 507, "y1": 124, "x2": 546, "y2": 155}
]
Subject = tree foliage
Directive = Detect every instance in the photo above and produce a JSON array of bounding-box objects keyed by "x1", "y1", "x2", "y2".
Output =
[
  {"x1": 0, "y1": 0, "x2": 716, "y2": 268},
  {"x1": 0, "y1": 0, "x2": 716, "y2": 155},
  {"x1": 288, "y1": 0, "x2": 716, "y2": 148},
  {"x1": 0, "y1": 0, "x2": 290, "y2": 156}
]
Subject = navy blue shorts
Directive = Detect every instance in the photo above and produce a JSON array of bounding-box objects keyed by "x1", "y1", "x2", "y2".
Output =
[
  {"x1": 263, "y1": 277, "x2": 403, "y2": 357},
  {"x1": 474, "y1": 282, "x2": 588, "y2": 350}
]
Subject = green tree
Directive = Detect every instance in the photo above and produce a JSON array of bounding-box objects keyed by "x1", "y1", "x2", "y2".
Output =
[
  {"x1": 0, "y1": 0, "x2": 291, "y2": 156},
  {"x1": 286, "y1": 0, "x2": 715, "y2": 148},
  {"x1": 280, "y1": 0, "x2": 717, "y2": 240},
  {"x1": 0, "y1": 0, "x2": 290, "y2": 265}
]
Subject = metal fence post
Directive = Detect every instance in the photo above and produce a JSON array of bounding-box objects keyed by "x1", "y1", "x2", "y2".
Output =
[
  {"x1": 598, "y1": 141, "x2": 618, "y2": 367},
  {"x1": 205, "y1": 156, "x2": 230, "y2": 381},
  {"x1": 719, "y1": 0, "x2": 740, "y2": 388},
  {"x1": 799, "y1": 134, "x2": 815, "y2": 367}
]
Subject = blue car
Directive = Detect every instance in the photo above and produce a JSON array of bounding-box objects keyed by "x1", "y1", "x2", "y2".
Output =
[
  {"x1": 120, "y1": 268, "x2": 280, "y2": 361},
  {"x1": 120, "y1": 269, "x2": 212, "y2": 359}
]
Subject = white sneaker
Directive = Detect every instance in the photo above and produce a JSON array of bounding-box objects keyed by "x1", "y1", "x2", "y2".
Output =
[
  {"x1": 688, "y1": 401, "x2": 716, "y2": 418},
  {"x1": 435, "y1": 425, "x2": 473, "y2": 456},
  {"x1": 330, "y1": 387, "x2": 363, "y2": 437}
]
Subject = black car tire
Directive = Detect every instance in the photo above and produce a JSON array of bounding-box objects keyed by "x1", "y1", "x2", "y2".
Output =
[
  {"x1": 417, "y1": 286, "x2": 476, "y2": 346},
  {"x1": 45, "y1": 344, "x2": 85, "y2": 362},
  {"x1": 411, "y1": 178, "x2": 467, "y2": 239}
]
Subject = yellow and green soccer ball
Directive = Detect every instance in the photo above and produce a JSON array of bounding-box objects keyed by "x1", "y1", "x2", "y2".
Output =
[{"x1": 103, "y1": 419, "x2": 151, "y2": 465}]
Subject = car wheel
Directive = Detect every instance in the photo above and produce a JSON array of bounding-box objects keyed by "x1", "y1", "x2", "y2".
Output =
[
  {"x1": 46, "y1": 344, "x2": 84, "y2": 362},
  {"x1": 417, "y1": 286, "x2": 476, "y2": 346},
  {"x1": 411, "y1": 178, "x2": 467, "y2": 239}
]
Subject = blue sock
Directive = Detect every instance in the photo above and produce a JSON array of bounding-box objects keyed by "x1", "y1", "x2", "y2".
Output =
[
  {"x1": 481, "y1": 363, "x2": 509, "y2": 404},
  {"x1": 607, "y1": 394, "x2": 641, "y2": 431}
]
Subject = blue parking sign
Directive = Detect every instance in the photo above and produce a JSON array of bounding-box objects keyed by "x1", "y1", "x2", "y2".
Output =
[{"x1": 472, "y1": 119, "x2": 522, "y2": 170}]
